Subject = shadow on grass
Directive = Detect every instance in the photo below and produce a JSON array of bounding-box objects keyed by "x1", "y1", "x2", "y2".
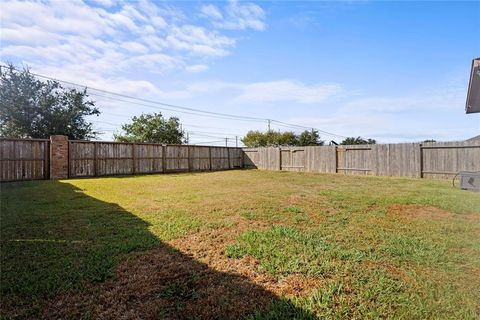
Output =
[{"x1": 0, "y1": 180, "x2": 313, "y2": 319}]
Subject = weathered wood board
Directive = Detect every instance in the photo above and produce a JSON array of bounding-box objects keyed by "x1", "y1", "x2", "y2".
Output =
[
  {"x1": 243, "y1": 141, "x2": 480, "y2": 179},
  {"x1": 68, "y1": 141, "x2": 243, "y2": 178},
  {"x1": 0, "y1": 138, "x2": 49, "y2": 181}
]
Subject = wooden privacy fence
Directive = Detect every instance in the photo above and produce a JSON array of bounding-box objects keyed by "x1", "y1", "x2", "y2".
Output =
[
  {"x1": 243, "y1": 140, "x2": 480, "y2": 179},
  {"x1": 0, "y1": 138, "x2": 50, "y2": 181},
  {"x1": 2, "y1": 137, "x2": 479, "y2": 182},
  {"x1": 0, "y1": 136, "x2": 243, "y2": 182},
  {"x1": 69, "y1": 141, "x2": 243, "y2": 178}
]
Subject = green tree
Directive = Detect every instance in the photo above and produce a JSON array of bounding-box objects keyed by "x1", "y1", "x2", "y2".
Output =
[
  {"x1": 298, "y1": 129, "x2": 324, "y2": 146},
  {"x1": 114, "y1": 112, "x2": 185, "y2": 144},
  {"x1": 242, "y1": 130, "x2": 296, "y2": 147},
  {"x1": 0, "y1": 64, "x2": 100, "y2": 139},
  {"x1": 241, "y1": 130, "x2": 323, "y2": 147},
  {"x1": 263, "y1": 130, "x2": 281, "y2": 146},
  {"x1": 277, "y1": 131, "x2": 299, "y2": 146},
  {"x1": 240, "y1": 130, "x2": 265, "y2": 147},
  {"x1": 340, "y1": 136, "x2": 376, "y2": 145}
]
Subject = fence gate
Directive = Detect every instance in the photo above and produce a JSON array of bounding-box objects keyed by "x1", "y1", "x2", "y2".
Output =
[
  {"x1": 280, "y1": 148, "x2": 305, "y2": 171},
  {"x1": 336, "y1": 146, "x2": 372, "y2": 175}
]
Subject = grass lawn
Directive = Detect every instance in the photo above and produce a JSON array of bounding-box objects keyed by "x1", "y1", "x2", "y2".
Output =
[{"x1": 1, "y1": 170, "x2": 479, "y2": 319}]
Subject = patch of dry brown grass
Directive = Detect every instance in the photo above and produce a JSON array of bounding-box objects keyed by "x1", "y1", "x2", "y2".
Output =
[{"x1": 2, "y1": 170, "x2": 480, "y2": 319}]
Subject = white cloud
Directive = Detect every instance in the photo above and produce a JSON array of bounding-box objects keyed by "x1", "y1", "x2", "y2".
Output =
[
  {"x1": 0, "y1": 26, "x2": 60, "y2": 46},
  {"x1": 0, "y1": 0, "x2": 265, "y2": 97},
  {"x1": 201, "y1": 4, "x2": 224, "y2": 20},
  {"x1": 284, "y1": 85, "x2": 473, "y2": 142},
  {"x1": 185, "y1": 64, "x2": 209, "y2": 73},
  {"x1": 342, "y1": 87, "x2": 465, "y2": 113},
  {"x1": 151, "y1": 16, "x2": 167, "y2": 29},
  {"x1": 234, "y1": 80, "x2": 343, "y2": 104},
  {"x1": 120, "y1": 41, "x2": 149, "y2": 54},
  {"x1": 107, "y1": 79, "x2": 342, "y2": 105},
  {"x1": 91, "y1": 0, "x2": 115, "y2": 8},
  {"x1": 201, "y1": 0, "x2": 266, "y2": 31},
  {"x1": 166, "y1": 25, "x2": 235, "y2": 57},
  {"x1": 120, "y1": 53, "x2": 180, "y2": 73}
]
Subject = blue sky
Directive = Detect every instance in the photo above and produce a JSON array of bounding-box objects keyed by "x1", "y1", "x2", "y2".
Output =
[{"x1": 1, "y1": 0, "x2": 479, "y2": 145}]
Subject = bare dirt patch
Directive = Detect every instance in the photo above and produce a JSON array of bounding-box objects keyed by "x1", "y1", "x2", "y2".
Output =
[
  {"x1": 387, "y1": 204, "x2": 459, "y2": 220},
  {"x1": 42, "y1": 244, "x2": 277, "y2": 320},
  {"x1": 38, "y1": 219, "x2": 321, "y2": 319},
  {"x1": 170, "y1": 219, "x2": 322, "y2": 297}
]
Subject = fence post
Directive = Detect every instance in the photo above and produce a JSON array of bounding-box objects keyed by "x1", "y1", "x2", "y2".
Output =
[
  {"x1": 209, "y1": 146, "x2": 212, "y2": 171},
  {"x1": 241, "y1": 148, "x2": 245, "y2": 168},
  {"x1": 334, "y1": 146, "x2": 338, "y2": 173},
  {"x1": 227, "y1": 148, "x2": 231, "y2": 169},
  {"x1": 49, "y1": 135, "x2": 69, "y2": 180},
  {"x1": 418, "y1": 143, "x2": 423, "y2": 178},
  {"x1": 187, "y1": 145, "x2": 192, "y2": 171},
  {"x1": 336, "y1": 146, "x2": 346, "y2": 174},
  {"x1": 335, "y1": 146, "x2": 339, "y2": 173},
  {"x1": 44, "y1": 140, "x2": 50, "y2": 179},
  {"x1": 0, "y1": 140, "x2": 2, "y2": 181},
  {"x1": 93, "y1": 142, "x2": 97, "y2": 177},
  {"x1": 162, "y1": 145, "x2": 167, "y2": 173},
  {"x1": 132, "y1": 144, "x2": 136, "y2": 175},
  {"x1": 277, "y1": 147, "x2": 281, "y2": 171}
]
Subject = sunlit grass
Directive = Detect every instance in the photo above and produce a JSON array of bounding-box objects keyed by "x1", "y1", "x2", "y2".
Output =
[{"x1": 1, "y1": 170, "x2": 479, "y2": 318}]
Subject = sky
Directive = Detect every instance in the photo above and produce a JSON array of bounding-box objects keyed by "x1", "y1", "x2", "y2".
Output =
[{"x1": 1, "y1": 0, "x2": 479, "y2": 146}]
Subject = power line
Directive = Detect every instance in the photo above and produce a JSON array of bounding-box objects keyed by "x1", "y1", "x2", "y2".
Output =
[
  {"x1": 0, "y1": 64, "x2": 347, "y2": 139},
  {"x1": 270, "y1": 120, "x2": 346, "y2": 138},
  {"x1": 0, "y1": 64, "x2": 265, "y2": 122},
  {"x1": 91, "y1": 121, "x2": 241, "y2": 137},
  {"x1": 183, "y1": 123, "x2": 243, "y2": 131},
  {"x1": 92, "y1": 125, "x2": 233, "y2": 141},
  {"x1": 98, "y1": 112, "x2": 241, "y2": 132},
  {"x1": 95, "y1": 113, "x2": 245, "y2": 133},
  {"x1": 190, "y1": 140, "x2": 225, "y2": 145},
  {"x1": 92, "y1": 124, "x2": 231, "y2": 141},
  {"x1": 92, "y1": 91, "x2": 345, "y2": 138},
  {"x1": 187, "y1": 132, "x2": 231, "y2": 140},
  {"x1": 91, "y1": 121, "x2": 241, "y2": 140},
  {"x1": 87, "y1": 91, "x2": 265, "y2": 122},
  {"x1": 91, "y1": 120, "x2": 119, "y2": 126},
  {"x1": 100, "y1": 112, "x2": 131, "y2": 118},
  {"x1": 181, "y1": 130, "x2": 240, "y2": 137}
]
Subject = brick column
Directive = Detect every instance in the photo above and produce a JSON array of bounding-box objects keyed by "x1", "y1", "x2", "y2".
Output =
[{"x1": 50, "y1": 135, "x2": 69, "y2": 179}]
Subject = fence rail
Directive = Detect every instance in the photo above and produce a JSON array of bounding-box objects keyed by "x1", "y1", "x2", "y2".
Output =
[
  {"x1": 2, "y1": 137, "x2": 479, "y2": 182},
  {"x1": 0, "y1": 137, "x2": 243, "y2": 182},
  {"x1": 68, "y1": 141, "x2": 243, "y2": 178},
  {"x1": 243, "y1": 140, "x2": 480, "y2": 179}
]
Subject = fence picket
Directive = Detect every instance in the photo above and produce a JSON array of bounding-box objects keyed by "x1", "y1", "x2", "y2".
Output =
[
  {"x1": 1, "y1": 137, "x2": 479, "y2": 181},
  {"x1": 243, "y1": 141, "x2": 480, "y2": 179}
]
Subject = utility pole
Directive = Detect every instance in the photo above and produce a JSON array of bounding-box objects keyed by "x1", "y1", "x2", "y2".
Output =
[
  {"x1": 186, "y1": 132, "x2": 189, "y2": 144},
  {"x1": 225, "y1": 137, "x2": 228, "y2": 147},
  {"x1": 235, "y1": 136, "x2": 238, "y2": 148},
  {"x1": 267, "y1": 119, "x2": 271, "y2": 131}
]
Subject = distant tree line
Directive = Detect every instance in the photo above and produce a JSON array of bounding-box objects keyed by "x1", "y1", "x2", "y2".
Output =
[
  {"x1": 241, "y1": 129, "x2": 324, "y2": 147},
  {"x1": 241, "y1": 130, "x2": 379, "y2": 148},
  {"x1": 340, "y1": 136, "x2": 376, "y2": 145}
]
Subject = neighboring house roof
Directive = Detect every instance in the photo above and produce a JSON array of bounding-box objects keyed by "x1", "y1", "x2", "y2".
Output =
[
  {"x1": 466, "y1": 57, "x2": 480, "y2": 114},
  {"x1": 466, "y1": 135, "x2": 480, "y2": 141}
]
